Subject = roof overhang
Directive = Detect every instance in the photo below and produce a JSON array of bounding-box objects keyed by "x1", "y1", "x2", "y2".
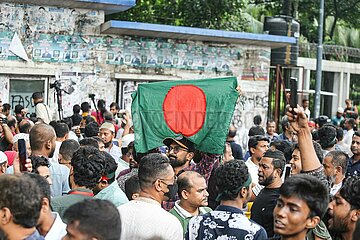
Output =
[
  {"x1": 2, "y1": 0, "x2": 136, "y2": 14},
  {"x1": 101, "y1": 21, "x2": 296, "y2": 48}
]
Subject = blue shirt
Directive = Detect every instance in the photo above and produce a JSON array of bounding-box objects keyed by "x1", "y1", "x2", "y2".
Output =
[
  {"x1": 185, "y1": 205, "x2": 267, "y2": 240},
  {"x1": 49, "y1": 162, "x2": 71, "y2": 197},
  {"x1": 95, "y1": 181, "x2": 129, "y2": 207}
]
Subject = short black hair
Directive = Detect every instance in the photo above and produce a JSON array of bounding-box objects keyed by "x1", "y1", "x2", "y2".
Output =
[
  {"x1": 248, "y1": 126, "x2": 265, "y2": 136},
  {"x1": 279, "y1": 175, "x2": 329, "y2": 218},
  {"x1": 81, "y1": 102, "x2": 90, "y2": 112},
  {"x1": 110, "y1": 102, "x2": 119, "y2": 110},
  {"x1": 61, "y1": 117, "x2": 73, "y2": 131},
  {"x1": 30, "y1": 156, "x2": 50, "y2": 174},
  {"x1": 0, "y1": 175, "x2": 42, "y2": 228},
  {"x1": 125, "y1": 175, "x2": 140, "y2": 201},
  {"x1": 14, "y1": 104, "x2": 24, "y2": 115},
  {"x1": 53, "y1": 122, "x2": 69, "y2": 138},
  {"x1": 73, "y1": 104, "x2": 81, "y2": 114},
  {"x1": 63, "y1": 199, "x2": 121, "y2": 240},
  {"x1": 270, "y1": 140, "x2": 294, "y2": 163},
  {"x1": 346, "y1": 118, "x2": 356, "y2": 129},
  {"x1": 19, "y1": 121, "x2": 31, "y2": 134},
  {"x1": 336, "y1": 126, "x2": 344, "y2": 141},
  {"x1": 79, "y1": 138, "x2": 99, "y2": 148},
  {"x1": 71, "y1": 146, "x2": 105, "y2": 189},
  {"x1": 138, "y1": 153, "x2": 171, "y2": 189},
  {"x1": 2, "y1": 103, "x2": 10, "y2": 112},
  {"x1": 263, "y1": 149, "x2": 286, "y2": 174},
  {"x1": 32, "y1": 92, "x2": 43, "y2": 100},
  {"x1": 325, "y1": 151, "x2": 348, "y2": 175},
  {"x1": 339, "y1": 175, "x2": 360, "y2": 210},
  {"x1": 97, "y1": 99, "x2": 106, "y2": 111},
  {"x1": 248, "y1": 135, "x2": 269, "y2": 156},
  {"x1": 318, "y1": 125, "x2": 337, "y2": 149},
  {"x1": 215, "y1": 160, "x2": 250, "y2": 201},
  {"x1": 85, "y1": 122, "x2": 99, "y2": 137},
  {"x1": 253, "y1": 115, "x2": 262, "y2": 125},
  {"x1": 59, "y1": 139, "x2": 80, "y2": 162},
  {"x1": 23, "y1": 173, "x2": 51, "y2": 204}
]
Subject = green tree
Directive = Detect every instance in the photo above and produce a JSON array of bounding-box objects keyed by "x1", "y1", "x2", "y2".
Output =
[{"x1": 107, "y1": 0, "x2": 248, "y2": 31}]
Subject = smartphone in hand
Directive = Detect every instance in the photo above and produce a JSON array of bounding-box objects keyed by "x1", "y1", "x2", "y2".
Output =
[
  {"x1": 290, "y1": 77, "x2": 298, "y2": 109},
  {"x1": 18, "y1": 139, "x2": 27, "y2": 172}
]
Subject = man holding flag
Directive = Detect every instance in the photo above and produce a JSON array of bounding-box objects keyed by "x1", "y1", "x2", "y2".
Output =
[{"x1": 131, "y1": 76, "x2": 240, "y2": 210}]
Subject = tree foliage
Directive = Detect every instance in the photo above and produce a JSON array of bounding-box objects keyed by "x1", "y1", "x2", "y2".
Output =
[{"x1": 107, "y1": 0, "x2": 248, "y2": 31}]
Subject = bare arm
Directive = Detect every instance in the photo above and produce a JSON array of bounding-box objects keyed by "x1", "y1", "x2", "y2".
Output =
[{"x1": 286, "y1": 106, "x2": 321, "y2": 171}]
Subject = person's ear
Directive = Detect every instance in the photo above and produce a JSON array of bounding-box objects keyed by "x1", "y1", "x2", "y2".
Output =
[
  {"x1": 305, "y1": 216, "x2": 320, "y2": 229},
  {"x1": 0, "y1": 207, "x2": 12, "y2": 225},
  {"x1": 41, "y1": 198, "x2": 50, "y2": 212},
  {"x1": 181, "y1": 190, "x2": 189, "y2": 200},
  {"x1": 154, "y1": 179, "x2": 163, "y2": 192},
  {"x1": 45, "y1": 140, "x2": 52, "y2": 150},
  {"x1": 250, "y1": 147, "x2": 255, "y2": 155},
  {"x1": 335, "y1": 166, "x2": 342, "y2": 175},
  {"x1": 350, "y1": 209, "x2": 360, "y2": 222},
  {"x1": 186, "y1": 152, "x2": 194, "y2": 161},
  {"x1": 239, "y1": 187, "x2": 247, "y2": 199},
  {"x1": 275, "y1": 168, "x2": 282, "y2": 178}
]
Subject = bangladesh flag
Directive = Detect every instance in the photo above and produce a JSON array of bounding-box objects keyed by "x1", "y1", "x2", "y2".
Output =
[{"x1": 131, "y1": 76, "x2": 239, "y2": 154}]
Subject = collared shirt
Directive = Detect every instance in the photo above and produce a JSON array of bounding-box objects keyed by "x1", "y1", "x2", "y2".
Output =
[
  {"x1": 347, "y1": 157, "x2": 360, "y2": 176},
  {"x1": 51, "y1": 188, "x2": 94, "y2": 218},
  {"x1": 169, "y1": 200, "x2": 212, "y2": 235},
  {"x1": 43, "y1": 212, "x2": 67, "y2": 240},
  {"x1": 106, "y1": 144, "x2": 122, "y2": 163},
  {"x1": 49, "y1": 162, "x2": 71, "y2": 198},
  {"x1": 118, "y1": 197, "x2": 183, "y2": 240},
  {"x1": 95, "y1": 181, "x2": 129, "y2": 207},
  {"x1": 162, "y1": 153, "x2": 220, "y2": 211},
  {"x1": 185, "y1": 205, "x2": 267, "y2": 240},
  {"x1": 35, "y1": 103, "x2": 51, "y2": 124}
]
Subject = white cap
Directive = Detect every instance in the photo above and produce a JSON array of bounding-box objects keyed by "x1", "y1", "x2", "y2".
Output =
[
  {"x1": 121, "y1": 134, "x2": 134, "y2": 148},
  {"x1": 0, "y1": 152, "x2": 8, "y2": 164},
  {"x1": 337, "y1": 107, "x2": 344, "y2": 113}
]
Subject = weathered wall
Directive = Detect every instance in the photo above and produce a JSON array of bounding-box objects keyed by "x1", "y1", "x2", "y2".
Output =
[{"x1": 0, "y1": 2, "x2": 270, "y2": 141}]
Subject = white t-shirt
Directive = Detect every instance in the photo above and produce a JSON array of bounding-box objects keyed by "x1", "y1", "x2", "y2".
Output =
[
  {"x1": 118, "y1": 197, "x2": 183, "y2": 240},
  {"x1": 245, "y1": 159, "x2": 259, "y2": 185}
]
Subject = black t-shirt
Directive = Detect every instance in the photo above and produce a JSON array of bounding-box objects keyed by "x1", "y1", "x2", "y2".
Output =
[
  {"x1": 227, "y1": 140, "x2": 244, "y2": 160},
  {"x1": 251, "y1": 187, "x2": 280, "y2": 237}
]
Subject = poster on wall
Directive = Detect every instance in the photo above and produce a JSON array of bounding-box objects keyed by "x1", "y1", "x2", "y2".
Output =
[{"x1": 0, "y1": 32, "x2": 22, "y2": 61}]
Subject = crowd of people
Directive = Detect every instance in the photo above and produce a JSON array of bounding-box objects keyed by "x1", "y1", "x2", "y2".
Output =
[{"x1": 0, "y1": 93, "x2": 359, "y2": 240}]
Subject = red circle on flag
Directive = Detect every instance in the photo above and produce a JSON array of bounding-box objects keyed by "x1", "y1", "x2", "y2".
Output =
[{"x1": 163, "y1": 85, "x2": 206, "y2": 137}]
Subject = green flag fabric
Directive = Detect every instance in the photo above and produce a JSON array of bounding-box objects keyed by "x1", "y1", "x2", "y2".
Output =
[{"x1": 131, "y1": 76, "x2": 239, "y2": 154}]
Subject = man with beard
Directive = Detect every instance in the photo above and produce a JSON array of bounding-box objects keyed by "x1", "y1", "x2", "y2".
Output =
[
  {"x1": 162, "y1": 136, "x2": 220, "y2": 210},
  {"x1": 327, "y1": 175, "x2": 360, "y2": 240},
  {"x1": 347, "y1": 130, "x2": 360, "y2": 176},
  {"x1": 99, "y1": 122, "x2": 127, "y2": 170},
  {"x1": 251, "y1": 149, "x2": 285, "y2": 237},
  {"x1": 169, "y1": 171, "x2": 212, "y2": 234},
  {"x1": 322, "y1": 151, "x2": 348, "y2": 197},
  {"x1": 30, "y1": 123, "x2": 70, "y2": 197}
]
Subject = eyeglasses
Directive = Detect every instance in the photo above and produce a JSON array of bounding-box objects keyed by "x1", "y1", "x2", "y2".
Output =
[
  {"x1": 159, "y1": 176, "x2": 177, "y2": 185},
  {"x1": 167, "y1": 145, "x2": 188, "y2": 154}
]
